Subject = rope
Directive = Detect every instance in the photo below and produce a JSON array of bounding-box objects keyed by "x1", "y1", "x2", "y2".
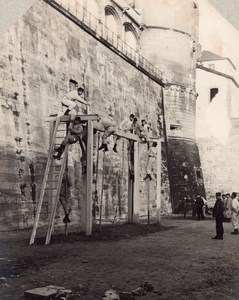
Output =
[
  {"x1": 119, "y1": 140, "x2": 125, "y2": 217},
  {"x1": 99, "y1": 148, "x2": 106, "y2": 231},
  {"x1": 92, "y1": 132, "x2": 100, "y2": 220}
]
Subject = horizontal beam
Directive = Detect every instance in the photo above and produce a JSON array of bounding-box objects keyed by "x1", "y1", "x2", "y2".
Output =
[
  {"x1": 45, "y1": 114, "x2": 99, "y2": 122},
  {"x1": 45, "y1": 115, "x2": 161, "y2": 142}
]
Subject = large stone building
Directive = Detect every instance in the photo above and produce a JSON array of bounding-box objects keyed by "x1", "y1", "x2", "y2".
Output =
[
  {"x1": 196, "y1": 0, "x2": 239, "y2": 206},
  {"x1": 0, "y1": 0, "x2": 205, "y2": 230},
  {"x1": 196, "y1": 51, "x2": 239, "y2": 206}
]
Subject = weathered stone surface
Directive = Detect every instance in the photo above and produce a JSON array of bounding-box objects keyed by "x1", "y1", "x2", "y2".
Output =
[{"x1": 0, "y1": 1, "x2": 169, "y2": 230}]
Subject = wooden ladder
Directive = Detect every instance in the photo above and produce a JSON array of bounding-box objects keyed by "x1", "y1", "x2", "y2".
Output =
[{"x1": 29, "y1": 117, "x2": 72, "y2": 245}]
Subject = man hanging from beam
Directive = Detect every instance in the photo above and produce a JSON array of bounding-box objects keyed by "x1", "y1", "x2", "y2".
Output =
[
  {"x1": 53, "y1": 117, "x2": 86, "y2": 160},
  {"x1": 94, "y1": 115, "x2": 116, "y2": 152},
  {"x1": 59, "y1": 171, "x2": 72, "y2": 223}
]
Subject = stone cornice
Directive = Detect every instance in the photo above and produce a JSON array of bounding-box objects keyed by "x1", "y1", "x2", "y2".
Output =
[{"x1": 164, "y1": 84, "x2": 198, "y2": 97}]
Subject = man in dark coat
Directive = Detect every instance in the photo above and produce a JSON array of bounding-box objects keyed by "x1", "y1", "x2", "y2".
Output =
[
  {"x1": 195, "y1": 194, "x2": 204, "y2": 220},
  {"x1": 59, "y1": 171, "x2": 72, "y2": 223},
  {"x1": 212, "y1": 192, "x2": 224, "y2": 240},
  {"x1": 53, "y1": 117, "x2": 84, "y2": 160}
]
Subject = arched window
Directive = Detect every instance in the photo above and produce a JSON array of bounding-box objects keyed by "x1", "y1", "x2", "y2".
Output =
[
  {"x1": 124, "y1": 22, "x2": 138, "y2": 50},
  {"x1": 105, "y1": 5, "x2": 120, "y2": 37},
  {"x1": 210, "y1": 88, "x2": 219, "y2": 102},
  {"x1": 69, "y1": 79, "x2": 78, "y2": 91}
]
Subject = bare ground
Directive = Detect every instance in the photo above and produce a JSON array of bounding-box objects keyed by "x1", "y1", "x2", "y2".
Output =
[{"x1": 0, "y1": 216, "x2": 238, "y2": 300}]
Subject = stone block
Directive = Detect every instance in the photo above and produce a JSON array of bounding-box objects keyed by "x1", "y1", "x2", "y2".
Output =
[{"x1": 25, "y1": 285, "x2": 72, "y2": 300}]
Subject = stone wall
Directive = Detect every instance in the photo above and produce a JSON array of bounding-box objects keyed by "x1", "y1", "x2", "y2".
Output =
[
  {"x1": 198, "y1": 120, "x2": 239, "y2": 207},
  {"x1": 0, "y1": 0, "x2": 169, "y2": 230}
]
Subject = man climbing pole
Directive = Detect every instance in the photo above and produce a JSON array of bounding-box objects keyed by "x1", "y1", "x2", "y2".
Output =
[
  {"x1": 144, "y1": 141, "x2": 157, "y2": 181},
  {"x1": 61, "y1": 86, "x2": 89, "y2": 115},
  {"x1": 53, "y1": 117, "x2": 85, "y2": 160},
  {"x1": 59, "y1": 171, "x2": 72, "y2": 223}
]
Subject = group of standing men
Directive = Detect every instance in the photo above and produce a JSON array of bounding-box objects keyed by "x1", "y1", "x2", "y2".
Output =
[
  {"x1": 179, "y1": 192, "x2": 239, "y2": 240},
  {"x1": 212, "y1": 192, "x2": 239, "y2": 240}
]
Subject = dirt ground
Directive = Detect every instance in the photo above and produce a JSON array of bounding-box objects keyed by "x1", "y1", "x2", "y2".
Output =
[{"x1": 0, "y1": 216, "x2": 238, "y2": 300}]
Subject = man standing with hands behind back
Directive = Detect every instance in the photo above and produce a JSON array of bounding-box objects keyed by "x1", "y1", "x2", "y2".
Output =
[{"x1": 212, "y1": 192, "x2": 224, "y2": 240}]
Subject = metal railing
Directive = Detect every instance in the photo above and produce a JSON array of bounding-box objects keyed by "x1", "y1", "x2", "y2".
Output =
[{"x1": 50, "y1": 0, "x2": 163, "y2": 82}]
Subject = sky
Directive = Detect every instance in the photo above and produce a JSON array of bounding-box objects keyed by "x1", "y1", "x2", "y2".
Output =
[{"x1": 209, "y1": 0, "x2": 239, "y2": 30}]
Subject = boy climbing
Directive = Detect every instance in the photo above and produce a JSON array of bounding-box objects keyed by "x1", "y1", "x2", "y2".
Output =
[
  {"x1": 61, "y1": 86, "x2": 89, "y2": 115},
  {"x1": 144, "y1": 141, "x2": 157, "y2": 181}
]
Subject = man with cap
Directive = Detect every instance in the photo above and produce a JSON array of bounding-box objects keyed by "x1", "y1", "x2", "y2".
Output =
[
  {"x1": 212, "y1": 192, "x2": 224, "y2": 240},
  {"x1": 231, "y1": 192, "x2": 239, "y2": 235},
  {"x1": 61, "y1": 86, "x2": 89, "y2": 115}
]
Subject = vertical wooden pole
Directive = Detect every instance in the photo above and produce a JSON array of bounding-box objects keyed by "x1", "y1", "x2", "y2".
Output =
[
  {"x1": 99, "y1": 150, "x2": 105, "y2": 231},
  {"x1": 133, "y1": 141, "x2": 140, "y2": 223},
  {"x1": 81, "y1": 172, "x2": 86, "y2": 232},
  {"x1": 128, "y1": 141, "x2": 133, "y2": 223},
  {"x1": 156, "y1": 140, "x2": 162, "y2": 223},
  {"x1": 147, "y1": 180, "x2": 150, "y2": 224},
  {"x1": 86, "y1": 120, "x2": 93, "y2": 236},
  {"x1": 48, "y1": 120, "x2": 55, "y2": 223}
]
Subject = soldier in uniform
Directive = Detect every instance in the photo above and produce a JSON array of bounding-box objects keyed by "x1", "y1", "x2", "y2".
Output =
[
  {"x1": 195, "y1": 194, "x2": 205, "y2": 220},
  {"x1": 212, "y1": 192, "x2": 224, "y2": 240}
]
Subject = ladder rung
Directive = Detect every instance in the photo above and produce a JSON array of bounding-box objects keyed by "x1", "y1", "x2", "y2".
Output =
[
  {"x1": 47, "y1": 180, "x2": 60, "y2": 183},
  {"x1": 48, "y1": 173, "x2": 60, "y2": 176}
]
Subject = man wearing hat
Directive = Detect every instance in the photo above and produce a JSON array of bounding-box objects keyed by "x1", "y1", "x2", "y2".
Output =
[
  {"x1": 212, "y1": 192, "x2": 224, "y2": 240},
  {"x1": 231, "y1": 192, "x2": 239, "y2": 235},
  {"x1": 61, "y1": 86, "x2": 89, "y2": 115}
]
